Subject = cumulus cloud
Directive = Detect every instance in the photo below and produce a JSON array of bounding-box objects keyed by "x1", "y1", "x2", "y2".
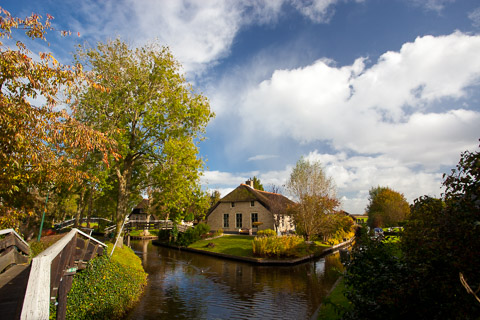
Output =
[
  {"x1": 304, "y1": 150, "x2": 444, "y2": 213},
  {"x1": 238, "y1": 32, "x2": 480, "y2": 169},
  {"x1": 68, "y1": 0, "x2": 358, "y2": 75}
]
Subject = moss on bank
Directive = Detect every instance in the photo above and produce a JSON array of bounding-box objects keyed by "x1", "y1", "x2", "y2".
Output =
[{"x1": 52, "y1": 243, "x2": 147, "y2": 320}]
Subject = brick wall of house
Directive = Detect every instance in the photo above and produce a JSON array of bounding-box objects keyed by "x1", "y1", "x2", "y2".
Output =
[{"x1": 207, "y1": 200, "x2": 275, "y2": 232}]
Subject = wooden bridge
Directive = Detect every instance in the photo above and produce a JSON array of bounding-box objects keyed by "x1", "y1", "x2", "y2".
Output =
[
  {"x1": 125, "y1": 220, "x2": 191, "y2": 233},
  {"x1": 0, "y1": 228, "x2": 106, "y2": 319}
]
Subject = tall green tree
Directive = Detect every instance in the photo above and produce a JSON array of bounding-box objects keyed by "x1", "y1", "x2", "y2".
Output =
[
  {"x1": 286, "y1": 158, "x2": 339, "y2": 241},
  {"x1": 250, "y1": 176, "x2": 264, "y2": 191},
  {"x1": 75, "y1": 39, "x2": 214, "y2": 239},
  {"x1": 366, "y1": 186, "x2": 410, "y2": 228}
]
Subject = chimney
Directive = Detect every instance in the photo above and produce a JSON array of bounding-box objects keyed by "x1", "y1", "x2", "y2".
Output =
[{"x1": 245, "y1": 180, "x2": 254, "y2": 189}]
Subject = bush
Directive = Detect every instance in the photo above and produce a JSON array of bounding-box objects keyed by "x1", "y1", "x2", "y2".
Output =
[
  {"x1": 256, "y1": 229, "x2": 276, "y2": 237},
  {"x1": 252, "y1": 234, "x2": 304, "y2": 258},
  {"x1": 58, "y1": 243, "x2": 147, "y2": 320},
  {"x1": 176, "y1": 223, "x2": 211, "y2": 247}
]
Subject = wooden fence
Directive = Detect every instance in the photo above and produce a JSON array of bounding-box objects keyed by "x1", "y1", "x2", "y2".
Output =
[
  {"x1": 54, "y1": 217, "x2": 113, "y2": 230},
  {"x1": 21, "y1": 228, "x2": 106, "y2": 320},
  {"x1": 0, "y1": 229, "x2": 31, "y2": 274},
  {"x1": 125, "y1": 220, "x2": 190, "y2": 233}
]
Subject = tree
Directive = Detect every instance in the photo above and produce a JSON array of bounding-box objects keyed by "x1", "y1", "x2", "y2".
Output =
[
  {"x1": 74, "y1": 39, "x2": 214, "y2": 240},
  {"x1": 250, "y1": 176, "x2": 264, "y2": 191},
  {"x1": 366, "y1": 186, "x2": 410, "y2": 228},
  {"x1": 344, "y1": 144, "x2": 480, "y2": 319},
  {"x1": 208, "y1": 190, "x2": 221, "y2": 208},
  {"x1": 0, "y1": 8, "x2": 113, "y2": 230},
  {"x1": 286, "y1": 158, "x2": 339, "y2": 241}
]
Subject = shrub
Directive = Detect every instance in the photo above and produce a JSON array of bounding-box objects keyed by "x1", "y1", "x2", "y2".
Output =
[
  {"x1": 256, "y1": 229, "x2": 276, "y2": 237},
  {"x1": 176, "y1": 223, "x2": 211, "y2": 247},
  {"x1": 213, "y1": 229, "x2": 223, "y2": 237},
  {"x1": 58, "y1": 243, "x2": 147, "y2": 320},
  {"x1": 252, "y1": 235, "x2": 304, "y2": 258}
]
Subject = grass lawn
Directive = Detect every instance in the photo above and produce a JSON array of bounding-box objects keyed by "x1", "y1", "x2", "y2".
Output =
[
  {"x1": 188, "y1": 235, "x2": 255, "y2": 257},
  {"x1": 317, "y1": 278, "x2": 352, "y2": 319},
  {"x1": 129, "y1": 229, "x2": 159, "y2": 237}
]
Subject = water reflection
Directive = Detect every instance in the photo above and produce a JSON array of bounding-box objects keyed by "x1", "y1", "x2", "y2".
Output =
[{"x1": 126, "y1": 240, "x2": 342, "y2": 320}]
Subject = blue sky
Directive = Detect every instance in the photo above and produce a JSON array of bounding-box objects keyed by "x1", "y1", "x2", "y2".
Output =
[{"x1": 3, "y1": 0, "x2": 480, "y2": 213}]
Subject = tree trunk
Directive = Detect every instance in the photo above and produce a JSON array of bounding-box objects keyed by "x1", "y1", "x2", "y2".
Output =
[
  {"x1": 74, "y1": 189, "x2": 86, "y2": 228},
  {"x1": 115, "y1": 159, "x2": 133, "y2": 248}
]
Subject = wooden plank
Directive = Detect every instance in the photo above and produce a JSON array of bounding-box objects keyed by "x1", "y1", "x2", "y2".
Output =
[
  {"x1": 0, "y1": 229, "x2": 30, "y2": 249},
  {"x1": 20, "y1": 256, "x2": 52, "y2": 319},
  {"x1": 0, "y1": 264, "x2": 31, "y2": 320}
]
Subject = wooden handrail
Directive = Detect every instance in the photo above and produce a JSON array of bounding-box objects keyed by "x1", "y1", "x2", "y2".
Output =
[
  {"x1": 21, "y1": 228, "x2": 106, "y2": 320},
  {"x1": 0, "y1": 228, "x2": 30, "y2": 249}
]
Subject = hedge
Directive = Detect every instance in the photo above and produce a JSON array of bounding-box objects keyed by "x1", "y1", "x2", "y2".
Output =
[{"x1": 52, "y1": 243, "x2": 147, "y2": 320}]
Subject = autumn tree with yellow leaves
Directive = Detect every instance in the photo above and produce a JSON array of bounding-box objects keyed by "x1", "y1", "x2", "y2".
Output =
[{"x1": 0, "y1": 8, "x2": 114, "y2": 231}]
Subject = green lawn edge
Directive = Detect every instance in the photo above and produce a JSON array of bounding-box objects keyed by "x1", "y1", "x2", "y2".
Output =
[{"x1": 317, "y1": 277, "x2": 352, "y2": 319}]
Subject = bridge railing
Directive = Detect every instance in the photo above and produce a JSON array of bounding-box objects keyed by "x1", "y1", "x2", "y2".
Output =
[
  {"x1": 21, "y1": 228, "x2": 106, "y2": 320},
  {"x1": 0, "y1": 229, "x2": 31, "y2": 273},
  {"x1": 54, "y1": 217, "x2": 113, "y2": 230}
]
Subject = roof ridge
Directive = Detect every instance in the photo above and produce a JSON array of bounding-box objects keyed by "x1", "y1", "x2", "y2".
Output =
[{"x1": 240, "y1": 184, "x2": 283, "y2": 196}]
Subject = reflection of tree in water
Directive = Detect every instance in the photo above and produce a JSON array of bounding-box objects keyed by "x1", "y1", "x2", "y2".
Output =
[{"x1": 127, "y1": 241, "x2": 343, "y2": 320}]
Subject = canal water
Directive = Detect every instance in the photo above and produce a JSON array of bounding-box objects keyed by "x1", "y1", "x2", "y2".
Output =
[{"x1": 126, "y1": 240, "x2": 343, "y2": 320}]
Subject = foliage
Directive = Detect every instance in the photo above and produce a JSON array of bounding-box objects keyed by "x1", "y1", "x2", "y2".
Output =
[
  {"x1": 250, "y1": 176, "x2": 264, "y2": 190},
  {"x1": 208, "y1": 190, "x2": 221, "y2": 208},
  {"x1": 343, "y1": 227, "x2": 411, "y2": 320},
  {"x1": 398, "y1": 144, "x2": 480, "y2": 318},
  {"x1": 61, "y1": 243, "x2": 147, "y2": 320},
  {"x1": 256, "y1": 229, "x2": 277, "y2": 237},
  {"x1": 175, "y1": 223, "x2": 211, "y2": 246},
  {"x1": 366, "y1": 186, "x2": 410, "y2": 228},
  {"x1": 317, "y1": 278, "x2": 351, "y2": 320},
  {"x1": 344, "y1": 144, "x2": 480, "y2": 319},
  {"x1": 286, "y1": 157, "x2": 340, "y2": 241},
  {"x1": 252, "y1": 235, "x2": 305, "y2": 258},
  {"x1": 0, "y1": 8, "x2": 114, "y2": 230},
  {"x1": 74, "y1": 38, "x2": 214, "y2": 237}
]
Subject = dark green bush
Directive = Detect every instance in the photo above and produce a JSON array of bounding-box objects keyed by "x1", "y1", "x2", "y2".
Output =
[
  {"x1": 59, "y1": 244, "x2": 147, "y2": 320},
  {"x1": 176, "y1": 223, "x2": 210, "y2": 246}
]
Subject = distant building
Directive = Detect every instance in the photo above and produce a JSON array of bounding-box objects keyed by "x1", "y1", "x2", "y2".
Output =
[
  {"x1": 206, "y1": 180, "x2": 295, "y2": 234},
  {"x1": 128, "y1": 199, "x2": 159, "y2": 222}
]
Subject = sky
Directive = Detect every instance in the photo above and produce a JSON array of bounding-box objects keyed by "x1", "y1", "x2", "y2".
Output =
[{"x1": 3, "y1": 0, "x2": 480, "y2": 214}]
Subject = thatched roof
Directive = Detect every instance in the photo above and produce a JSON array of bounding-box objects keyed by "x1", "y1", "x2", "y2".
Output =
[{"x1": 207, "y1": 184, "x2": 294, "y2": 217}]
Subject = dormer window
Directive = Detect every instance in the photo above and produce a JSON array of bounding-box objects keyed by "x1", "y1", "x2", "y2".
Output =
[
  {"x1": 231, "y1": 202, "x2": 235, "y2": 208},
  {"x1": 250, "y1": 201, "x2": 255, "y2": 207}
]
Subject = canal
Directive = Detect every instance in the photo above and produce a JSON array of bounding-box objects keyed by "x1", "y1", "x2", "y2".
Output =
[{"x1": 126, "y1": 240, "x2": 343, "y2": 320}]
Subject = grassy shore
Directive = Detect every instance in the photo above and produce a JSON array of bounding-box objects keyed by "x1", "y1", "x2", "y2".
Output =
[
  {"x1": 317, "y1": 278, "x2": 352, "y2": 319},
  {"x1": 187, "y1": 235, "x2": 332, "y2": 260},
  {"x1": 188, "y1": 235, "x2": 256, "y2": 257}
]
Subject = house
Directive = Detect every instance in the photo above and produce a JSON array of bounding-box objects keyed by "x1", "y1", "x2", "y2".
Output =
[
  {"x1": 128, "y1": 199, "x2": 159, "y2": 222},
  {"x1": 206, "y1": 180, "x2": 296, "y2": 234}
]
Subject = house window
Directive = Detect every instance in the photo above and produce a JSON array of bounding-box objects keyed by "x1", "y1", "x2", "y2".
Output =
[
  {"x1": 223, "y1": 214, "x2": 229, "y2": 228},
  {"x1": 236, "y1": 213, "x2": 242, "y2": 228},
  {"x1": 250, "y1": 201, "x2": 255, "y2": 207},
  {"x1": 251, "y1": 213, "x2": 258, "y2": 226},
  {"x1": 231, "y1": 202, "x2": 235, "y2": 208}
]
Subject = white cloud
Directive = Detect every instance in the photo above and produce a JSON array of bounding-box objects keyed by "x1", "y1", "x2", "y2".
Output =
[
  {"x1": 237, "y1": 32, "x2": 480, "y2": 169},
  {"x1": 247, "y1": 154, "x2": 279, "y2": 161},
  {"x1": 469, "y1": 7, "x2": 480, "y2": 28},
  {"x1": 411, "y1": 0, "x2": 456, "y2": 12},
  {"x1": 68, "y1": 0, "x2": 357, "y2": 76}
]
